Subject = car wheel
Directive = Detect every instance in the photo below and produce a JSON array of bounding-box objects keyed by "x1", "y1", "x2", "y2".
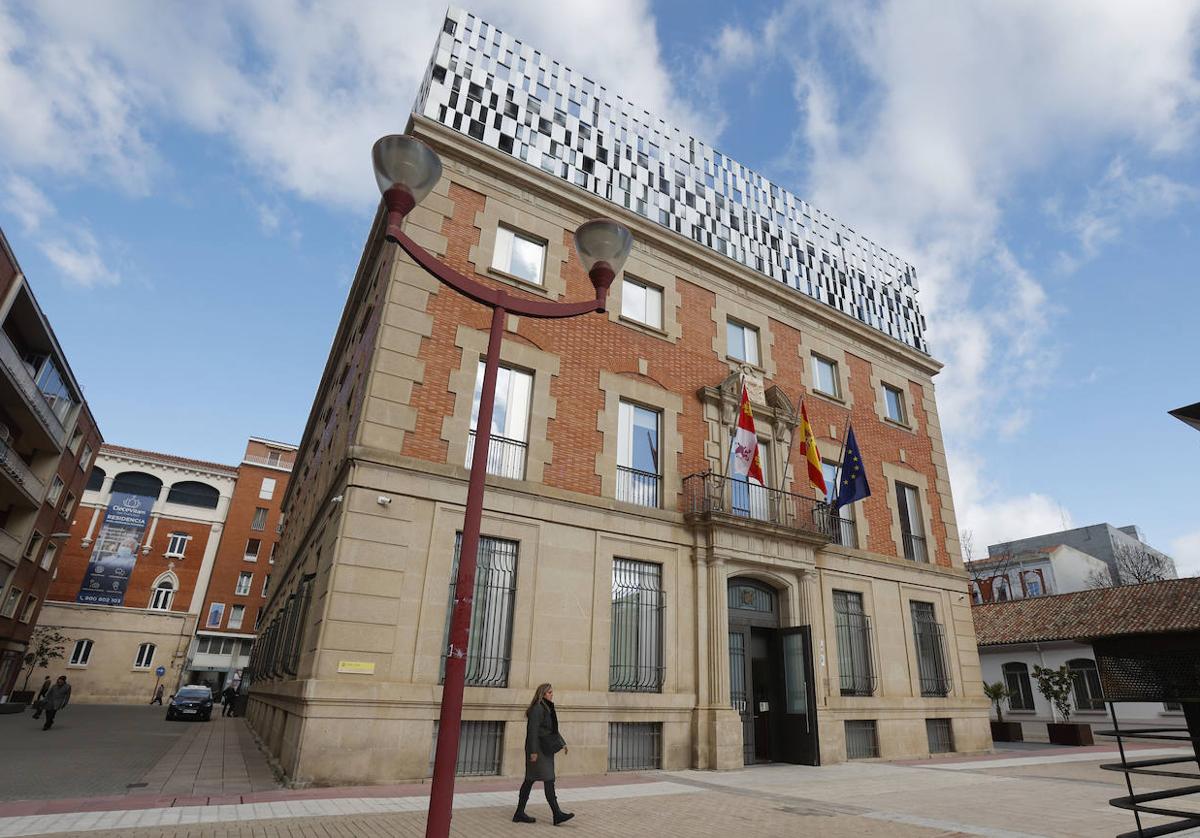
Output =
[
  {"x1": 202, "y1": 712, "x2": 211, "y2": 721},
  {"x1": 166, "y1": 713, "x2": 174, "y2": 721}
]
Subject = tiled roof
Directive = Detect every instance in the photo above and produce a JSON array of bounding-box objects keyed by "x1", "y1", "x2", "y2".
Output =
[
  {"x1": 972, "y1": 577, "x2": 1200, "y2": 646},
  {"x1": 100, "y1": 443, "x2": 238, "y2": 475}
]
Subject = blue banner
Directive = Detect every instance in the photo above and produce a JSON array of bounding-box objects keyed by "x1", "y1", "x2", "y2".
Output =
[{"x1": 76, "y1": 491, "x2": 155, "y2": 607}]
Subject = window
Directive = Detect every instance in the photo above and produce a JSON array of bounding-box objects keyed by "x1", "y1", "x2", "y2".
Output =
[
  {"x1": 896, "y1": 482, "x2": 928, "y2": 562},
  {"x1": 845, "y1": 720, "x2": 879, "y2": 759},
  {"x1": 269, "y1": 542, "x2": 277, "y2": 564},
  {"x1": 1068, "y1": 658, "x2": 1105, "y2": 711},
  {"x1": 254, "y1": 609, "x2": 264, "y2": 631},
  {"x1": 259, "y1": 478, "x2": 276, "y2": 500},
  {"x1": 85, "y1": 466, "x2": 106, "y2": 492},
  {"x1": 883, "y1": 384, "x2": 907, "y2": 424},
  {"x1": 262, "y1": 574, "x2": 270, "y2": 597},
  {"x1": 250, "y1": 507, "x2": 269, "y2": 531},
  {"x1": 491, "y1": 226, "x2": 545, "y2": 285},
  {"x1": 149, "y1": 579, "x2": 174, "y2": 611},
  {"x1": 69, "y1": 427, "x2": 83, "y2": 454},
  {"x1": 821, "y1": 461, "x2": 857, "y2": 547},
  {"x1": 616, "y1": 400, "x2": 660, "y2": 507},
  {"x1": 833, "y1": 591, "x2": 874, "y2": 696},
  {"x1": 134, "y1": 643, "x2": 155, "y2": 669},
  {"x1": 993, "y1": 576, "x2": 1011, "y2": 602},
  {"x1": 911, "y1": 601, "x2": 951, "y2": 697},
  {"x1": 40, "y1": 541, "x2": 57, "y2": 571},
  {"x1": 1, "y1": 587, "x2": 22, "y2": 617},
  {"x1": 926, "y1": 718, "x2": 954, "y2": 753},
  {"x1": 726, "y1": 320, "x2": 759, "y2": 365},
  {"x1": 60, "y1": 491, "x2": 76, "y2": 518},
  {"x1": 1022, "y1": 571, "x2": 1044, "y2": 597},
  {"x1": 430, "y1": 720, "x2": 505, "y2": 776},
  {"x1": 79, "y1": 444, "x2": 93, "y2": 471},
  {"x1": 19, "y1": 594, "x2": 38, "y2": 623},
  {"x1": 812, "y1": 354, "x2": 840, "y2": 398},
  {"x1": 228, "y1": 604, "x2": 245, "y2": 630},
  {"x1": 730, "y1": 437, "x2": 771, "y2": 520},
  {"x1": 442, "y1": 534, "x2": 518, "y2": 687},
  {"x1": 621, "y1": 278, "x2": 662, "y2": 328},
  {"x1": 47, "y1": 475, "x2": 65, "y2": 504},
  {"x1": 166, "y1": 481, "x2": 220, "y2": 508},
  {"x1": 610, "y1": 560, "x2": 664, "y2": 692},
  {"x1": 207, "y1": 602, "x2": 225, "y2": 628},
  {"x1": 266, "y1": 450, "x2": 282, "y2": 466},
  {"x1": 165, "y1": 532, "x2": 189, "y2": 558},
  {"x1": 24, "y1": 531, "x2": 43, "y2": 561},
  {"x1": 244, "y1": 538, "x2": 261, "y2": 562},
  {"x1": 608, "y1": 722, "x2": 662, "y2": 771},
  {"x1": 1003, "y1": 662, "x2": 1035, "y2": 711},
  {"x1": 111, "y1": 470, "x2": 162, "y2": 498},
  {"x1": 235, "y1": 571, "x2": 253, "y2": 596},
  {"x1": 69, "y1": 639, "x2": 93, "y2": 666},
  {"x1": 467, "y1": 363, "x2": 532, "y2": 480}
]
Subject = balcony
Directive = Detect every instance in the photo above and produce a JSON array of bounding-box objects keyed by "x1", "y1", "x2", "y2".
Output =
[
  {"x1": 0, "y1": 437, "x2": 45, "y2": 507},
  {"x1": 243, "y1": 453, "x2": 294, "y2": 471},
  {"x1": 903, "y1": 532, "x2": 929, "y2": 563},
  {"x1": 682, "y1": 472, "x2": 834, "y2": 542},
  {"x1": 0, "y1": 332, "x2": 67, "y2": 450},
  {"x1": 465, "y1": 430, "x2": 527, "y2": 480},
  {"x1": 616, "y1": 465, "x2": 660, "y2": 508},
  {"x1": 818, "y1": 509, "x2": 858, "y2": 549}
]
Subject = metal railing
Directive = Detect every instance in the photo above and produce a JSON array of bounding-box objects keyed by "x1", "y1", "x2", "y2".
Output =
[
  {"x1": 442, "y1": 534, "x2": 518, "y2": 688},
  {"x1": 609, "y1": 559, "x2": 664, "y2": 693},
  {"x1": 818, "y1": 508, "x2": 858, "y2": 548},
  {"x1": 431, "y1": 720, "x2": 504, "y2": 776},
  {"x1": 0, "y1": 438, "x2": 44, "y2": 504},
  {"x1": 0, "y1": 333, "x2": 66, "y2": 447},
  {"x1": 903, "y1": 532, "x2": 929, "y2": 563},
  {"x1": 616, "y1": 465, "x2": 659, "y2": 507},
  {"x1": 465, "y1": 430, "x2": 527, "y2": 480},
  {"x1": 683, "y1": 472, "x2": 834, "y2": 540},
  {"x1": 243, "y1": 453, "x2": 294, "y2": 471},
  {"x1": 608, "y1": 722, "x2": 662, "y2": 771},
  {"x1": 911, "y1": 604, "x2": 952, "y2": 697},
  {"x1": 926, "y1": 718, "x2": 954, "y2": 753}
]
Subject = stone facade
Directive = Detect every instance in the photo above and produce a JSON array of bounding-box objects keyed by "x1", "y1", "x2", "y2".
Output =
[{"x1": 244, "y1": 105, "x2": 989, "y2": 785}]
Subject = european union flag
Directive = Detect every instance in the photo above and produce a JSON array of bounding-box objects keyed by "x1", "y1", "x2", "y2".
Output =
[{"x1": 833, "y1": 426, "x2": 870, "y2": 510}]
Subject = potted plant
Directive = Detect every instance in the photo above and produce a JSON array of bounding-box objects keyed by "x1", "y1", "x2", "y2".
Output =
[
  {"x1": 1032, "y1": 664, "x2": 1094, "y2": 746},
  {"x1": 983, "y1": 681, "x2": 1023, "y2": 742}
]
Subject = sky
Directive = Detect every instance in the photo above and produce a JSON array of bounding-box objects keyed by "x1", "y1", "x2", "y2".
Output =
[{"x1": 1, "y1": 0, "x2": 1199, "y2": 573}]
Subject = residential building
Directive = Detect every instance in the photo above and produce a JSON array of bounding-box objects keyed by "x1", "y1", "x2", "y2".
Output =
[
  {"x1": 40, "y1": 445, "x2": 237, "y2": 702},
  {"x1": 184, "y1": 438, "x2": 295, "y2": 690},
  {"x1": 244, "y1": 8, "x2": 987, "y2": 787},
  {"x1": 988, "y1": 524, "x2": 1176, "y2": 586},
  {"x1": 966, "y1": 544, "x2": 1110, "y2": 604},
  {"x1": 974, "y1": 578, "x2": 1200, "y2": 739},
  {"x1": 0, "y1": 229, "x2": 102, "y2": 699}
]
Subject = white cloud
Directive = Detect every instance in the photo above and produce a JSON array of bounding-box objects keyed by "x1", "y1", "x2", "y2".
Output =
[
  {"x1": 4, "y1": 175, "x2": 53, "y2": 232},
  {"x1": 39, "y1": 229, "x2": 120, "y2": 288},
  {"x1": 949, "y1": 447, "x2": 1073, "y2": 554},
  {"x1": 1169, "y1": 530, "x2": 1200, "y2": 577}
]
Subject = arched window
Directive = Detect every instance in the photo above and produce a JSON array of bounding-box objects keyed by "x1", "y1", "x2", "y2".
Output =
[
  {"x1": 149, "y1": 575, "x2": 176, "y2": 611},
  {"x1": 1068, "y1": 658, "x2": 1104, "y2": 710},
  {"x1": 1002, "y1": 662, "x2": 1035, "y2": 710},
  {"x1": 167, "y1": 481, "x2": 220, "y2": 509},
  {"x1": 85, "y1": 466, "x2": 106, "y2": 492},
  {"x1": 993, "y1": 577, "x2": 1011, "y2": 602},
  {"x1": 111, "y1": 471, "x2": 162, "y2": 499},
  {"x1": 134, "y1": 642, "x2": 156, "y2": 669}
]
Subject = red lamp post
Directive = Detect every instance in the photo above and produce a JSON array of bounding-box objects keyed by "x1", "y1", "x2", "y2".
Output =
[{"x1": 372, "y1": 134, "x2": 634, "y2": 838}]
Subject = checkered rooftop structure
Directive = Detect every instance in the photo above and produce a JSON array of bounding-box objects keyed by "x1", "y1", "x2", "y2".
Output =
[{"x1": 414, "y1": 8, "x2": 928, "y2": 353}]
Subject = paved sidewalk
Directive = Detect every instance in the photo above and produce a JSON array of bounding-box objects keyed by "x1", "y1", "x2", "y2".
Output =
[{"x1": 134, "y1": 712, "x2": 277, "y2": 796}]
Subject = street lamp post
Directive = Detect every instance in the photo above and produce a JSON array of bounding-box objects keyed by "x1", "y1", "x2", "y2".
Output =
[{"x1": 372, "y1": 134, "x2": 634, "y2": 838}]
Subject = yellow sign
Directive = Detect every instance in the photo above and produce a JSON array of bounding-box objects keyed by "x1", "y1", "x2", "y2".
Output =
[{"x1": 337, "y1": 660, "x2": 376, "y2": 675}]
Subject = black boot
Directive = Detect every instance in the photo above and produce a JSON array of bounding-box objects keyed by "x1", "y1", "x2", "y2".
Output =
[
  {"x1": 546, "y1": 782, "x2": 574, "y2": 825},
  {"x1": 513, "y1": 780, "x2": 536, "y2": 823}
]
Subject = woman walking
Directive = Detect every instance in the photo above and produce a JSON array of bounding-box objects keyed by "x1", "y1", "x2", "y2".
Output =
[{"x1": 513, "y1": 683, "x2": 574, "y2": 825}]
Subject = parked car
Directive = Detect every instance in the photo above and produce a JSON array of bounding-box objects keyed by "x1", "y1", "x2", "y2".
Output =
[{"x1": 166, "y1": 686, "x2": 214, "y2": 721}]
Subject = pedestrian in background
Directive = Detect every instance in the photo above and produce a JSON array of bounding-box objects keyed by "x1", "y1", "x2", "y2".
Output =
[
  {"x1": 513, "y1": 683, "x2": 574, "y2": 826},
  {"x1": 221, "y1": 684, "x2": 237, "y2": 717},
  {"x1": 30, "y1": 676, "x2": 51, "y2": 719},
  {"x1": 41, "y1": 675, "x2": 71, "y2": 731},
  {"x1": 150, "y1": 683, "x2": 165, "y2": 705}
]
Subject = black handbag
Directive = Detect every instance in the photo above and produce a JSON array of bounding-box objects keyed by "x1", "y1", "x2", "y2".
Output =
[{"x1": 541, "y1": 732, "x2": 566, "y2": 754}]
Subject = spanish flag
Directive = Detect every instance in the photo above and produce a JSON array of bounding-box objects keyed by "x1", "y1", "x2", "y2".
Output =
[{"x1": 799, "y1": 402, "x2": 827, "y2": 495}]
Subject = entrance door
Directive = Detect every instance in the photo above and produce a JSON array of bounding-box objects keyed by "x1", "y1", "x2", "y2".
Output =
[{"x1": 775, "y1": 625, "x2": 820, "y2": 765}]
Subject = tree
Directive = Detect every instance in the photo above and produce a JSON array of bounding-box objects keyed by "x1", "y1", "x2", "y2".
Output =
[
  {"x1": 963, "y1": 529, "x2": 1016, "y2": 603},
  {"x1": 1086, "y1": 542, "x2": 1174, "y2": 588},
  {"x1": 20, "y1": 627, "x2": 68, "y2": 692},
  {"x1": 983, "y1": 680, "x2": 1012, "y2": 723},
  {"x1": 1032, "y1": 664, "x2": 1074, "y2": 723}
]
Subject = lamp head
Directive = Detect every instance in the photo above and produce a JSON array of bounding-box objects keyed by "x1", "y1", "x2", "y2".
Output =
[
  {"x1": 574, "y1": 218, "x2": 633, "y2": 297},
  {"x1": 372, "y1": 135, "x2": 443, "y2": 219}
]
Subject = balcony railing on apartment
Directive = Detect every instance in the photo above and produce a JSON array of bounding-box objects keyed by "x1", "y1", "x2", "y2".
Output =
[
  {"x1": 616, "y1": 465, "x2": 660, "y2": 508},
  {"x1": 682, "y1": 471, "x2": 834, "y2": 541},
  {"x1": 0, "y1": 437, "x2": 45, "y2": 505},
  {"x1": 466, "y1": 430, "x2": 527, "y2": 480},
  {"x1": 0, "y1": 334, "x2": 66, "y2": 447},
  {"x1": 816, "y1": 508, "x2": 858, "y2": 549},
  {"x1": 903, "y1": 532, "x2": 929, "y2": 563},
  {"x1": 243, "y1": 454, "x2": 294, "y2": 471}
]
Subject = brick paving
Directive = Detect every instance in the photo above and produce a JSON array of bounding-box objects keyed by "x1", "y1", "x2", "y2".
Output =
[{"x1": 135, "y1": 713, "x2": 277, "y2": 797}]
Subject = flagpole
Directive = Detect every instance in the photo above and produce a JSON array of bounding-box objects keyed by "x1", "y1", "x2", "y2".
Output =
[{"x1": 831, "y1": 420, "x2": 851, "y2": 507}]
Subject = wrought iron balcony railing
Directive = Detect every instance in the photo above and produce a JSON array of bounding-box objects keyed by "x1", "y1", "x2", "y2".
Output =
[
  {"x1": 903, "y1": 532, "x2": 929, "y2": 563},
  {"x1": 817, "y1": 508, "x2": 858, "y2": 549},
  {"x1": 682, "y1": 471, "x2": 834, "y2": 540},
  {"x1": 616, "y1": 465, "x2": 660, "y2": 508},
  {"x1": 466, "y1": 430, "x2": 527, "y2": 481}
]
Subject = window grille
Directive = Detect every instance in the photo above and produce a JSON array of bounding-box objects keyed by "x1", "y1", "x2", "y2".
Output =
[
  {"x1": 845, "y1": 720, "x2": 879, "y2": 759},
  {"x1": 608, "y1": 722, "x2": 662, "y2": 771},
  {"x1": 926, "y1": 718, "x2": 954, "y2": 754},
  {"x1": 442, "y1": 534, "x2": 518, "y2": 687},
  {"x1": 910, "y1": 602, "x2": 952, "y2": 697},
  {"x1": 1002, "y1": 662, "x2": 1036, "y2": 711},
  {"x1": 833, "y1": 591, "x2": 875, "y2": 696},
  {"x1": 430, "y1": 720, "x2": 505, "y2": 776},
  {"x1": 610, "y1": 559, "x2": 665, "y2": 692},
  {"x1": 282, "y1": 574, "x2": 315, "y2": 677}
]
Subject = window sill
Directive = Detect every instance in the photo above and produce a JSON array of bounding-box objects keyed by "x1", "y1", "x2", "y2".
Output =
[
  {"x1": 617, "y1": 315, "x2": 670, "y2": 340},
  {"x1": 486, "y1": 267, "x2": 550, "y2": 296},
  {"x1": 726, "y1": 357, "x2": 766, "y2": 376},
  {"x1": 164, "y1": 554, "x2": 186, "y2": 561},
  {"x1": 243, "y1": 558, "x2": 258, "y2": 563},
  {"x1": 811, "y1": 389, "x2": 846, "y2": 407},
  {"x1": 883, "y1": 416, "x2": 915, "y2": 432},
  {"x1": 66, "y1": 664, "x2": 88, "y2": 670}
]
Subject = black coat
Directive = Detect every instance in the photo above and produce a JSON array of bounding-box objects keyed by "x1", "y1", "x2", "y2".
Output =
[{"x1": 523, "y1": 699, "x2": 564, "y2": 782}]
